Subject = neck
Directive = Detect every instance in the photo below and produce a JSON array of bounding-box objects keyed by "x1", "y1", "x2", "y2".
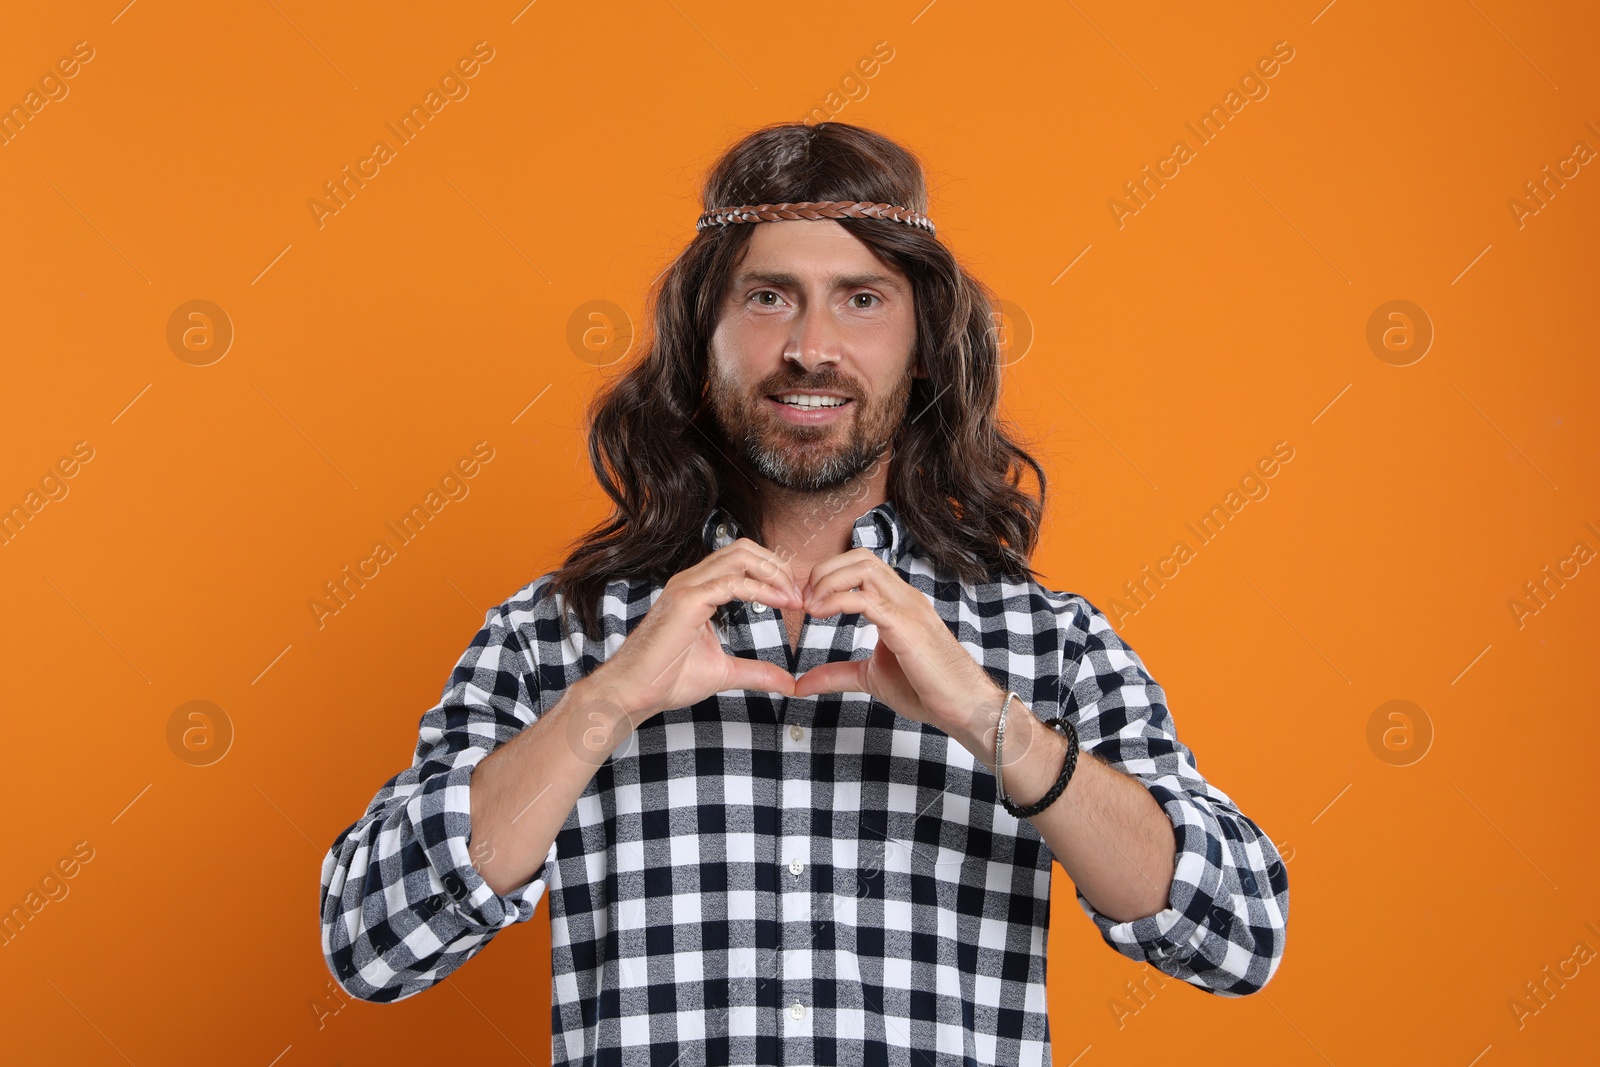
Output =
[{"x1": 755, "y1": 459, "x2": 891, "y2": 582}]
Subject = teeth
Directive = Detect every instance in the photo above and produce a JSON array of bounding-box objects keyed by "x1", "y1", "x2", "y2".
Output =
[{"x1": 776, "y1": 394, "x2": 847, "y2": 409}]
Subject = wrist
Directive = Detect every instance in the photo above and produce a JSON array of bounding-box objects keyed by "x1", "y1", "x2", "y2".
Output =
[
  {"x1": 569, "y1": 673, "x2": 647, "y2": 735},
  {"x1": 998, "y1": 707, "x2": 1065, "y2": 809},
  {"x1": 950, "y1": 683, "x2": 1004, "y2": 764}
]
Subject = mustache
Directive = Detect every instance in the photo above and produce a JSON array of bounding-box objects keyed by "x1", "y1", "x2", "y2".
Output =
[{"x1": 757, "y1": 373, "x2": 860, "y2": 396}]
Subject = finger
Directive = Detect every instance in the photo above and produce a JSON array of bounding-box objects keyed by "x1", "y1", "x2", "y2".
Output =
[
  {"x1": 688, "y1": 556, "x2": 806, "y2": 614},
  {"x1": 721, "y1": 654, "x2": 798, "y2": 697},
  {"x1": 728, "y1": 538, "x2": 798, "y2": 587},
  {"x1": 684, "y1": 538, "x2": 787, "y2": 591},
  {"x1": 723, "y1": 541, "x2": 804, "y2": 605},
  {"x1": 736, "y1": 540, "x2": 803, "y2": 602},
  {"x1": 803, "y1": 547, "x2": 877, "y2": 592},
  {"x1": 805, "y1": 561, "x2": 900, "y2": 618},
  {"x1": 804, "y1": 553, "x2": 897, "y2": 600},
  {"x1": 693, "y1": 570, "x2": 802, "y2": 612},
  {"x1": 803, "y1": 588, "x2": 890, "y2": 627},
  {"x1": 793, "y1": 659, "x2": 870, "y2": 699}
]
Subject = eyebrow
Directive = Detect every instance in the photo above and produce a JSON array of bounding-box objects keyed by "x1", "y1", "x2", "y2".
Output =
[{"x1": 731, "y1": 269, "x2": 906, "y2": 294}]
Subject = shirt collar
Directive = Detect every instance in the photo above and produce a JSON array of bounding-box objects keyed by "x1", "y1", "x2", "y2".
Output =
[{"x1": 700, "y1": 498, "x2": 910, "y2": 566}]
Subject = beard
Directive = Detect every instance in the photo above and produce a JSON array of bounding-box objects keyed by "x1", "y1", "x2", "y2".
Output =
[{"x1": 706, "y1": 358, "x2": 914, "y2": 493}]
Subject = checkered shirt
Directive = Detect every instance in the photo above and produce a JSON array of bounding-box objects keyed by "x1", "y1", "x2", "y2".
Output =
[{"x1": 320, "y1": 499, "x2": 1289, "y2": 1066}]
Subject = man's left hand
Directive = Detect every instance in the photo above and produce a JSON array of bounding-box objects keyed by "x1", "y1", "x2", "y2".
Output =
[{"x1": 790, "y1": 549, "x2": 1003, "y2": 742}]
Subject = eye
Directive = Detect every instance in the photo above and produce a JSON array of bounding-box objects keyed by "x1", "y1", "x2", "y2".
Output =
[
  {"x1": 850, "y1": 292, "x2": 881, "y2": 309},
  {"x1": 749, "y1": 289, "x2": 784, "y2": 307}
]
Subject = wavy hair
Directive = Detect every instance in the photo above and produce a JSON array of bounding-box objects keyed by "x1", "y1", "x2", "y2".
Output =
[{"x1": 548, "y1": 121, "x2": 1048, "y2": 638}]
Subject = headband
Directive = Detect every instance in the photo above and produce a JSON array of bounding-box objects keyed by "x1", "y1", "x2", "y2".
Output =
[{"x1": 695, "y1": 199, "x2": 936, "y2": 235}]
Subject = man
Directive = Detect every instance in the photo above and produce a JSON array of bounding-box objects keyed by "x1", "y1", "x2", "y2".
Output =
[{"x1": 320, "y1": 121, "x2": 1288, "y2": 1066}]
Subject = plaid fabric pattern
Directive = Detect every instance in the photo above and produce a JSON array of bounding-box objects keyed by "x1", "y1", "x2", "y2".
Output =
[{"x1": 320, "y1": 500, "x2": 1289, "y2": 1065}]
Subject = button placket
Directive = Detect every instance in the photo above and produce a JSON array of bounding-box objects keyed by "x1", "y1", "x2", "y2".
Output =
[
  {"x1": 781, "y1": 716, "x2": 808, "y2": 884},
  {"x1": 777, "y1": 701, "x2": 816, "y2": 1039}
]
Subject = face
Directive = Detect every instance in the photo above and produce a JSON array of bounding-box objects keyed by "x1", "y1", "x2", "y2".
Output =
[{"x1": 706, "y1": 219, "x2": 918, "y2": 493}]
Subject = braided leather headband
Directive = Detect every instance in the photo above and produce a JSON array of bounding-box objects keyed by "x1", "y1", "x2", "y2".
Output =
[{"x1": 696, "y1": 200, "x2": 936, "y2": 235}]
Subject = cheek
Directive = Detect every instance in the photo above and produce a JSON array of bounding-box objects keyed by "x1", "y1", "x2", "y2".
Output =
[
  {"x1": 706, "y1": 346, "x2": 755, "y2": 403},
  {"x1": 713, "y1": 312, "x2": 790, "y2": 369},
  {"x1": 857, "y1": 303, "x2": 914, "y2": 345},
  {"x1": 856, "y1": 320, "x2": 916, "y2": 377},
  {"x1": 710, "y1": 312, "x2": 756, "y2": 355}
]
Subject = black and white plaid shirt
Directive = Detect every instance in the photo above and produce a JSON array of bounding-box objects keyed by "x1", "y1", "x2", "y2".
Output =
[{"x1": 321, "y1": 500, "x2": 1289, "y2": 1066}]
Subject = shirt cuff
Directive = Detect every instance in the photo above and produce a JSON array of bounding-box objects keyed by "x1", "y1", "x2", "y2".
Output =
[
  {"x1": 407, "y1": 747, "x2": 557, "y2": 932},
  {"x1": 1073, "y1": 780, "x2": 1225, "y2": 966}
]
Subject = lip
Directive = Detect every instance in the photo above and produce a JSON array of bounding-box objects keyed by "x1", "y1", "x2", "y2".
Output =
[{"x1": 765, "y1": 395, "x2": 854, "y2": 424}]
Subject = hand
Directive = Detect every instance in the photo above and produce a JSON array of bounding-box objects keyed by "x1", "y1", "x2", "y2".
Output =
[
  {"x1": 791, "y1": 549, "x2": 1005, "y2": 741},
  {"x1": 583, "y1": 538, "x2": 806, "y2": 726}
]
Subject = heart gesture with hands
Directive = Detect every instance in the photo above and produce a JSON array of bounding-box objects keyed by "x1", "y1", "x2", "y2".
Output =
[{"x1": 579, "y1": 537, "x2": 1007, "y2": 763}]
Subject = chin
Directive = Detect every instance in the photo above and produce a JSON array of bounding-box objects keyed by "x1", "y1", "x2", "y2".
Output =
[{"x1": 763, "y1": 450, "x2": 876, "y2": 491}]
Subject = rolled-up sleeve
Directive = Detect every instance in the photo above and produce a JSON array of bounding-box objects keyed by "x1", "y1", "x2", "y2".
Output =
[
  {"x1": 319, "y1": 597, "x2": 557, "y2": 1003},
  {"x1": 1059, "y1": 595, "x2": 1289, "y2": 996}
]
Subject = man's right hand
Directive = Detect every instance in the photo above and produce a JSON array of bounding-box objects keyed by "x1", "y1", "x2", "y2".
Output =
[
  {"x1": 582, "y1": 537, "x2": 805, "y2": 733},
  {"x1": 467, "y1": 538, "x2": 807, "y2": 895}
]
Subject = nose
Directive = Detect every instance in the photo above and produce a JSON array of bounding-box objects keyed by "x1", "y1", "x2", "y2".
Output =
[{"x1": 783, "y1": 305, "x2": 842, "y2": 373}]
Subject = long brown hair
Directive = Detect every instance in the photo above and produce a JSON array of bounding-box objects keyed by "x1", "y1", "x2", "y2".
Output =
[{"x1": 548, "y1": 121, "x2": 1049, "y2": 638}]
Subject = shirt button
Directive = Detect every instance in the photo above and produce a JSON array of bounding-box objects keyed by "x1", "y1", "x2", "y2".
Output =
[
  {"x1": 790, "y1": 724, "x2": 803, "y2": 742},
  {"x1": 751, "y1": 600, "x2": 767, "y2": 612},
  {"x1": 791, "y1": 1002, "x2": 805, "y2": 1020},
  {"x1": 715, "y1": 523, "x2": 729, "y2": 540},
  {"x1": 789, "y1": 859, "x2": 803, "y2": 876}
]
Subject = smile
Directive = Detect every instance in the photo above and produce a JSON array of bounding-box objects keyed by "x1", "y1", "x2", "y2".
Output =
[
  {"x1": 770, "y1": 393, "x2": 850, "y2": 409},
  {"x1": 765, "y1": 394, "x2": 853, "y2": 423}
]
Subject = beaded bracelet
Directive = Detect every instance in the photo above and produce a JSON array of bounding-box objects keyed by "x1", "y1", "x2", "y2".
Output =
[{"x1": 994, "y1": 690, "x2": 1080, "y2": 819}]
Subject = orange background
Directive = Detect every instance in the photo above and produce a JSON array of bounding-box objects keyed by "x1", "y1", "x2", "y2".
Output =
[{"x1": 2, "y1": 1, "x2": 1597, "y2": 1064}]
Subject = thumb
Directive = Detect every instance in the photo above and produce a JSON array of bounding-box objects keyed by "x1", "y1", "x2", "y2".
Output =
[
  {"x1": 793, "y1": 659, "x2": 870, "y2": 700},
  {"x1": 721, "y1": 655, "x2": 799, "y2": 697}
]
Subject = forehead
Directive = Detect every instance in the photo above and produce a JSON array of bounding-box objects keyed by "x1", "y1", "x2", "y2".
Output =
[{"x1": 730, "y1": 219, "x2": 908, "y2": 289}]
